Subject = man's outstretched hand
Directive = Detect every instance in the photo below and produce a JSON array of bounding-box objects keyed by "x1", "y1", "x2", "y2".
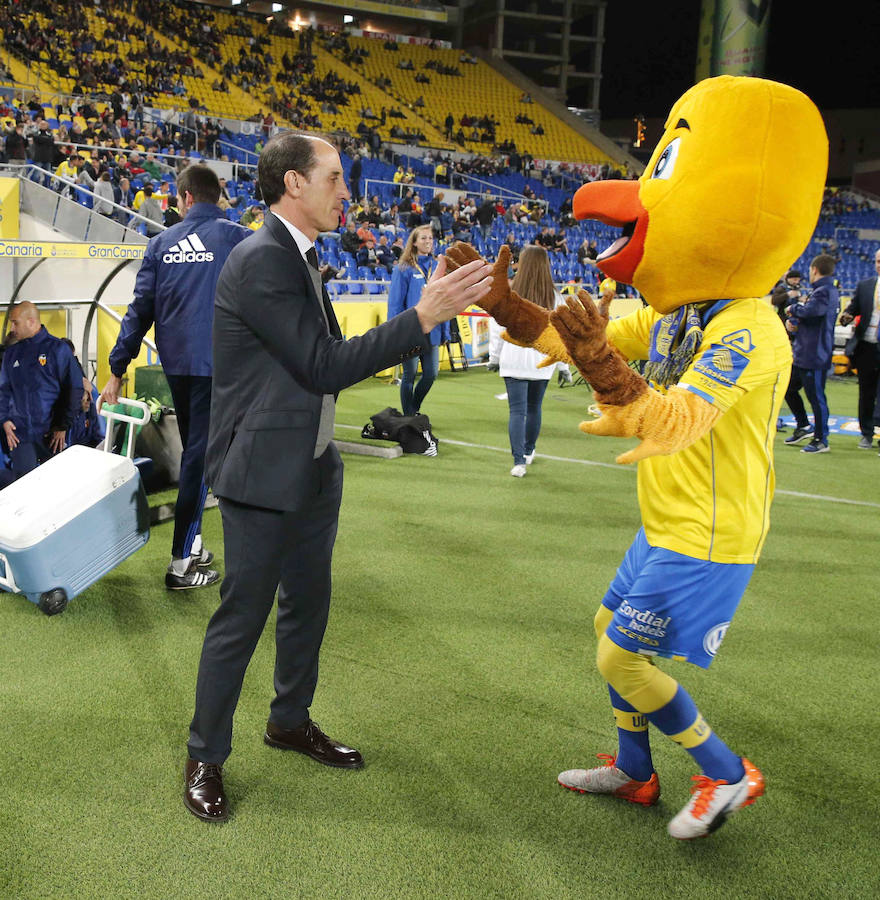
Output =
[{"x1": 549, "y1": 291, "x2": 647, "y2": 407}]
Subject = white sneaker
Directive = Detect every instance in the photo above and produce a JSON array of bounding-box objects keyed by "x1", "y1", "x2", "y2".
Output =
[
  {"x1": 558, "y1": 754, "x2": 660, "y2": 806},
  {"x1": 510, "y1": 464, "x2": 527, "y2": 477},
  {"x1": 524, "y1": 452, "x2": 535, "y2": 465},
  {"x1": 667, "y1": 758, "x2": 764, "y2": 840}
]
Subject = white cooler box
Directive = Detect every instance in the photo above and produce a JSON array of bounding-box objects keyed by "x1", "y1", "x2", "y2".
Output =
[{"x1": 0, "y1": 400, "x2": 151, "y2": 615}]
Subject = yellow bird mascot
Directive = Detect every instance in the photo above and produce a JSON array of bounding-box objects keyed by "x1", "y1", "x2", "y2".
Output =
[{"x1": 446, "y1": 76, "x2": 827, "y2": 839}]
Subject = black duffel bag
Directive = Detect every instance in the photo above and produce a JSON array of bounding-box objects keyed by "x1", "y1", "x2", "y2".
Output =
[{"x1": 361, "y1": 406, "x2": 438, "y2": 456}]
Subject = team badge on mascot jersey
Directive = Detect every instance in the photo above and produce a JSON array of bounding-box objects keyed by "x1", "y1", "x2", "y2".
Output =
[{"x1": 38, "y1": 354, "x2": 47, "y2": 366}]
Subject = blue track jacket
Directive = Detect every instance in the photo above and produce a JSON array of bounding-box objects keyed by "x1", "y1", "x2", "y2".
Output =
[
  {"x1": 109, "y1": 203, "x2": 250, "y2": 377},
  {"x1": 387, "y1": 254, "x2": 449, "y2": 347},
  {"x1": 789, "y1": 275, "x2": 839, "y2": 369},
  {"x1": 0, "y1": 326, "x2": 82, "y2": 443}
]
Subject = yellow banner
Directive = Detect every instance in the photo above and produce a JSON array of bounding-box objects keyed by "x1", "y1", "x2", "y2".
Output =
[
  {"x1": 0, "y1": 240, "x2": 145, "y2": 259},
  {"x1": 96, "y1": 305, "x2": 155, "y2": 397},
  {"x1": 0, "y1": 178, "x2": 20, "y2": 239}
]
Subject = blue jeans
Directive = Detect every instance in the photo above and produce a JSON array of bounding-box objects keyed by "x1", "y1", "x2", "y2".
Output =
[
  {"x1": 400, "y1": 346, "x2": 439, "y2": 415},
  {"x1": 785, "y1": 365, "x2": 829, "y2": 442},
  {"x1": 504, "y1": 377, "x2": 548, "y2": 465}
]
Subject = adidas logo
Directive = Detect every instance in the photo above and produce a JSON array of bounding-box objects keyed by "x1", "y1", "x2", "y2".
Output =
[{"x1": 162, "y1": 232, "x2": 215, "y2": 264}]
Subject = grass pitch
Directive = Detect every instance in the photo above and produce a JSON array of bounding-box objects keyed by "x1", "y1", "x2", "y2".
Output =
[{"x1": 1, "y1": 369, "x2": 877, "y2": 899}]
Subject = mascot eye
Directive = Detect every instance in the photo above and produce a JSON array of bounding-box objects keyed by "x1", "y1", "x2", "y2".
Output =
[{"x1": 651, "y1": 138, "x2": 681, "y2": 180}]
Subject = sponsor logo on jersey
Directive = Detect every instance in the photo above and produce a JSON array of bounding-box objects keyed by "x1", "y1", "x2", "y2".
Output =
[
  {"x1": 702, "y1": 621, "x2": 730, "y2": 658},
  {"x1": 693, "y1": 342, "x2": 750, "y2": 387},
  {"x1": 162, "y1": 232, "x2": 214, "y2": 264},
  {"x1": 616, "y1": 625, "x2": 661, "y2": 648},
  {"x1": 721, "y1": 329, "x2": 755, "y2": 353},
  {"x1": 13, "y1": 359, "x2": 20, "y2": 367},
  {"x1": 618, "y1": 601, "x2": 672, "y2": 638}
]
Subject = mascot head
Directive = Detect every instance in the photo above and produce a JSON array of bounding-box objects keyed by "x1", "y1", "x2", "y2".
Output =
[{"x1": 573, "y1": 76, "x2": 828, "y2": 314}]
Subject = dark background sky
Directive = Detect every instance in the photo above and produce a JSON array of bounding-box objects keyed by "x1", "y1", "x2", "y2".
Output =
[{"x1": 598, "y1": 0, "x2": 880, "y2": 120}]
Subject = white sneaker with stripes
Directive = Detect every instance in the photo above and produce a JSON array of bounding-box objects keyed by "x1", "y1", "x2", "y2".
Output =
[{"x1": 165, "y1": 559, "x2": 220, "y2": 590}]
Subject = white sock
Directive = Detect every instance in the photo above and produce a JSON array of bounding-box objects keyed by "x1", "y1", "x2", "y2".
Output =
[
  {"x1": 191, "y1": 534, "x2": 203, "y2": 556},
  {"x1": 170, "y1": 556, "x2": 190, "y2": 576}
]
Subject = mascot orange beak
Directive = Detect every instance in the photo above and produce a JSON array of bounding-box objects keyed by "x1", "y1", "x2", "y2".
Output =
[{"x1": 573, "y1": 180, "x2": 649, "y2": 287}]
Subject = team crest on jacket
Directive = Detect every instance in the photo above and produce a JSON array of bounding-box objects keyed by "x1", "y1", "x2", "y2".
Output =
[{"x1": 38, "y1": 354, "x2": 47, "y2": 366}]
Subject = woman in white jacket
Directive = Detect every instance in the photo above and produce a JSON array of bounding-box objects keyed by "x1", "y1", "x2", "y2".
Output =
[{"x1": 488, "y1": 245, "x2": 569, "y2": 477}]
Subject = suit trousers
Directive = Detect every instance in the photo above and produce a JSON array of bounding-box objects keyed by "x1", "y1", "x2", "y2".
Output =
[
  {"x1": 852, "y1": 339, "x2": 880, "y2": 437},
  {"x1": 188, "y1": 445, "x2": 343, "y2": 764}
]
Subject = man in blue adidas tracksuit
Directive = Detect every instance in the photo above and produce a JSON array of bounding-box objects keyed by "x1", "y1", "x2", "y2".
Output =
[
  {"x1": 101, "y1": 165, "x2": 251, "y2": 589},
  {"x1": 0, "y1": 302, "x2": 82, "y2": 488}
]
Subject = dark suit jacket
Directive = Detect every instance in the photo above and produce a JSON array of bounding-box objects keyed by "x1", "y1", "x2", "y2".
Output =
[
  {"x1": 206, "y1": 212, "x2": 427, "y2": 511},
  {"x1": 844, "y1": 276, "x2": 878, "y2": 341}
]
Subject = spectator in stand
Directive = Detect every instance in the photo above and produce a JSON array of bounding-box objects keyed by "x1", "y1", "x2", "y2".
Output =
[
  {"x1": 552, "y1": 228, "x2": 570, "y2": 255},
  {"x1": 54, "y1": 153, "x2": 81, "y2": 196},
  {"x1": 406, "y1": 193, "x2": 423, "y2": 229},
  {"x1": 356, "y1": 238, "x2": 380, "y2": 273},
  {"x1": 340, "y1": 220, "x2": 361, "y2": 255},
  {"x1": 349, "y1": 153, "x2": 362, "y2": 202},
  {"x1": 504, "y1": 231, "x2": 522, "y2": 263},
  {"x1": 164, "y1": 196, "x2": 183, "y2": 228},
  {"x1": 94, "y1": 171, "x2": 116, "y2": 217},
  {"x1": 114, "y1": 176, "x2": 134, "y2": 223},
  {"x1": 382, "y1": 203, "x2": 402, "y2": 233},
  {"x1": 387, "y1": 225, "x2": 449, "y2": 415},
  {"x1": 476, "y1": 194, "x2": 496, "y2": 240},
  {"x1": 578, "y1": 238, "x2": 599, "y2": 266},
  {"x1": 375, "y1": 234, "x2": 394, "y2": 273},
  {"x1": 142, "y1": 152, "x2": 162, "y2": 181},
  {"x1": 391, "y1": 235, "x2": 405, "y2": 260},
  {"x1": 217, "y1": 178, "x2": 240, "y2": 210},
  {"x1": 425, "y1": 191, "x2": 443, "y2": 239},
  {"x1": 139, "y1": 184, "x2": 165, "y2": 237},
  {"x1": 535, "y1": 226, "x2": 554, "y2": 250},
  {"x1": 356, "y1": 220, "x2": 374, "y2": 246},
  {"x1": 0, "y1": 302, "x2": 82, "y2": 487},
  {"x1": 839, "y1": 248, "x2": 880, "y2": 450},
  {"x1": 31, "y1": 121, "x2": 56, "y2": 185},
  {"x1": 4, "y1": 123, "x2": 28, "y2": 169},
  {"x1": 783, "y1": 254, "x2": 840, "y2": 454}
]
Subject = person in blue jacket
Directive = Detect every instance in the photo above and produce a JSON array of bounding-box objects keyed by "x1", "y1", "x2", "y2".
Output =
[
  {"x1": 783, "y1": 253, "x2": 840, "y2": 454},
  {"x1": 387, "y1": 225, "x2": 449, "y2": 415},
  {"x1": 0, "y1": 302, "x2": 82, "y2": 486},
  {"x1": 101, "y1": 164, "x2": 251, "y2": 589}
]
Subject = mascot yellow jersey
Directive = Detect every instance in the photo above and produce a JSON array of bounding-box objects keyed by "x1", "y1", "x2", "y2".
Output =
[{"x1": 607, "y1": 298, "x2": 792, "y2": 563}]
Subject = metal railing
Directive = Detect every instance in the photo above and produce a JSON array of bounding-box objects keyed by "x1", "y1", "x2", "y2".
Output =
[{"x1": 9, "y1": 165, "x2": 162, "y2": 241}]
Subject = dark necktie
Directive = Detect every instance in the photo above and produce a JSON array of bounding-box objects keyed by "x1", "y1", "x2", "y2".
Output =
[{"x1": 304, "y1": 246, "x2": 339, "y2": 338}]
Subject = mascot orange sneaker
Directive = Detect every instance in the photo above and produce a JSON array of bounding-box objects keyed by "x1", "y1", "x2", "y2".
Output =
[
  {"x1": 558, "y1": 753, "x2": 660, "y2": 806},
  {"x1": 667, "y1": 758, "x2": 765, "y2": 840}
]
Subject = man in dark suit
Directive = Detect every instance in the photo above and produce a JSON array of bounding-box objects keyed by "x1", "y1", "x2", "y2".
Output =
[
  {"x1": 184, "y1": 132, "x2": 494, "y2": 822},
  {"x1": 840, "y1": 249, "x2": 880, "y2": 449}
]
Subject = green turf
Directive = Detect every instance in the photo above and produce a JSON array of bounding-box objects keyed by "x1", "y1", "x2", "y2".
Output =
[{"x1": 2, "y1": 369, "x2": 878, "y2": 899}]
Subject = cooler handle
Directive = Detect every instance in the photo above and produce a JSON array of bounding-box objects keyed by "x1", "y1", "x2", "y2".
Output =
[
  {"x1": 97, "y1": 397, "x2": 152, "y2": 460},
  {"x1": 0, "y1": 550, "x2": 19, "y2": 593}
]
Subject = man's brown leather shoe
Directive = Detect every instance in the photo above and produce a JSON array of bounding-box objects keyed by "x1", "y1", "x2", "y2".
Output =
[
  {"x1": 184, "y1": 758, "x2": 229, "y2": 822},
  {"x1": 264, "y1": 719, "x2": 364, "y2": 769}
]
